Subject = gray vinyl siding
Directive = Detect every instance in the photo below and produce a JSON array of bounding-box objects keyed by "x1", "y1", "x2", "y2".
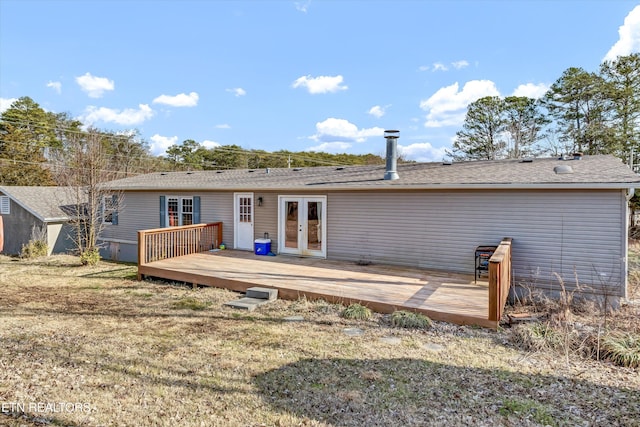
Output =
[
  {"x1": 0, "y1": 199, "x2": 43, "y2": 255},
  {"x1": 101, "y1": 188, "x2": 627, "y2": 297},
  {"x1": 100, "y1": 191, "x2": 235, "y2": 261},
  {"x1": 253, "y1": 192, "x2": 279, "y2": 248},
  {"x1": 327, "y1": 189, "x2": 626, "y2": 296}
]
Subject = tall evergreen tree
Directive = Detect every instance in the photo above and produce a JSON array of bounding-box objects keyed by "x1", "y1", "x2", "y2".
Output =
[
  {"x1": 0, "y1": 97, "x2": 60, "y2": 185},
  {"x1": 600, "y1": 53, "x2": 640, "y2": 164},
  {"x1": 449, "y1": 96, "x2": 506, "y2": 161},
  {"x1": 543, "y1": 67, "x2": 612, "y2": 155}
]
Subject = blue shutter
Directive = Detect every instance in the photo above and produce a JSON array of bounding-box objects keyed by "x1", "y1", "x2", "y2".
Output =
[
  {"x1": 193, "y1": 196, "x2": 201, "y2": 224},
  {"x1": 111, "y1": 194, "x2": 118, "y2": 225},
  {"x1": 159, "y1": 196, "x2": 166, "y2": 227}
]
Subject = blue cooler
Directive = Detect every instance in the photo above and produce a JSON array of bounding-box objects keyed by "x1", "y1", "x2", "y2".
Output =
[{"x1": 254, "y1": 238, "x2": 271, "y2": 255}]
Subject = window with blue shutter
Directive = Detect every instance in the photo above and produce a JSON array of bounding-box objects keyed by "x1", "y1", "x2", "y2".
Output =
[
  {"x1": 161, "y1": 196, "x2": 200, "y2": 227},
  {"x1": 193, "y1": 196, "x2": 201, "y2": 224},
  {"x1": 160, "y1": 196, "x2": 166, "y2": 227}
]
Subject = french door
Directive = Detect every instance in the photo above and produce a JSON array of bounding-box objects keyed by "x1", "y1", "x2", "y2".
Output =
[{"x1": 278, "y1": 196, "x2": 326, "y2": 257}]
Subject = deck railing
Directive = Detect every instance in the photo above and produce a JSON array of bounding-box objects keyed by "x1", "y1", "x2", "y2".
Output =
[
  {"x1": 488, "y1": 237, "x2": 512, "y2": 322},
  {"x1": 138, "y1": 222, "x2": 223, "y2": 268}
]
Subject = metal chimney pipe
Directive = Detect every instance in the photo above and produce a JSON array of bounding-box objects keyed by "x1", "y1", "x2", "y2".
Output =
[{"x1": 384, "y1": 129, "x2": 399, "y2": 180}]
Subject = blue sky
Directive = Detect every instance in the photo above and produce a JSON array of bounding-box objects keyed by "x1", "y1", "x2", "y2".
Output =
[{"x1": 2, "y1": 1, "x2": 640, "y2": 162}]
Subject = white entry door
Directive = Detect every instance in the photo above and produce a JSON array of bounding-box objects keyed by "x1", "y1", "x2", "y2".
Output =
[
  {"x1": 278, "y1": 196, "x2": 326, "y2": 257},
  {"x1": 234, "y1": 193, "x2": 254, "y2": 250}
]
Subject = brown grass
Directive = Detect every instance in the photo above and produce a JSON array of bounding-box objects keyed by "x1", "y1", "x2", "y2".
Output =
[{"x1": 0, "y1": 254, "x2": 639, "y2": 426}]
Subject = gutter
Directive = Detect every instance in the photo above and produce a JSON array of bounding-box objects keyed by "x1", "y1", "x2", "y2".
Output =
[{"x1": 105, "y1": 182, "x2": 640, "y2": 192}]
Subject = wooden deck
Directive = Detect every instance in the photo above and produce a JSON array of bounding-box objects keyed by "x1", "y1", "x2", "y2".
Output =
[{"x1": 139, "y1": 249, "x2": 498, "y2": 328}]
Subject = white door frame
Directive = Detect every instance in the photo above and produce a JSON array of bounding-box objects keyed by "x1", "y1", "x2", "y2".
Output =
[
  {"x1": 278, "y1": 195, "x2": 327, "y2": 258},
  {"x1": 233, "y1": 192, "x2": 254, "y2": 250}
]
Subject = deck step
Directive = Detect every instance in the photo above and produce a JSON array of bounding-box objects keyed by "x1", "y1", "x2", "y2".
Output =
[
  {"x1": 245, "y1": 287, "x2": 278, "y2": 301},
  {"x1": 224, "y1": 297, "x2": 272, "y2": 311},
  {"x1": 224, "y1": 287, "x2": 278, "y2": 311}
]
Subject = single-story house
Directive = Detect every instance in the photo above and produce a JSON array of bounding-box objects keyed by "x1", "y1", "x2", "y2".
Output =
[
  {"x1": 0, "y1": 186, "x2": 78, "y2": 256},
  {"x1": 99, "y1": 151, "x2": 640, "y2": 303}
]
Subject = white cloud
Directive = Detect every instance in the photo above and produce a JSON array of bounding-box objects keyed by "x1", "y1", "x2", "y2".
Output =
[
  {"x1": 421, "y1": 60, "x2": 469, "y2": 72},
  {"x1": 292, "y1": 75, "x2": 348, "y2": 94},
  {"x1": 306, "y1": 141, "x2": 352, "y2": 153},
  {"x1": 295, "y1": 0, "x2": 311, "y2": 13},
  {"x1": 149, "y1": 134, "x2": 178, "y2": 156},
  {"x1": 226, "y1": 87, "x2": 246, "y2": 97},
  {"x1": 604, "y1": 5, "x2": 640, "y2": 62},
  {"x1": 153, "y1": 92, "x2": 199, "y2": 107},
  {"x1": 0, "y1": 97, "x2": 17, "y2": 113},
  {"x1": 47, "y1": 81, "x2": 62, "y2": 94},
  {"x1": 398, "y1": 142, "x2": 449, "y2": 163},
  {"x1": 432, "y1": 62, "x2": 448, "y2": 72},
  {"x1": 81, "y1": 104, "x2": 154, "y2": 126},
  {"x1": 216, "y1": 124, "x2": 231, "y2": 129},
  {"x1": 368, "y1": 105, "x2": 387, "y2": 118},
  {"x1": 419, "y1": 80, "x2": 501, "y2": 128},
  {"x1": 202, "y1": 140, "x2": 221, "y2": 149},
  {"x1": 511, "y1": 83, "x2": 549, "y2": 99},
  {"x1": 310, "y1": 118, "x2": 384, "y2": 143},
  {"x1": 451, "y1": 60, "x2": 469, "y2": 69},
  {"x1": 75, "y1": 72, "x2": 114, "y2": 98}
]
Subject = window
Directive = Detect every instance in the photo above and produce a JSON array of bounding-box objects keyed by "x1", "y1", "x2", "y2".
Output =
[
  {"x1": 0, "y1": 196, "x2": 9, "y2": 214},
  {"x1": 102, "y1": 195, "x2": 118, "y2": 225},
  {"x1": 163, "y1": 196, "x2": 199, "y2": 227}
]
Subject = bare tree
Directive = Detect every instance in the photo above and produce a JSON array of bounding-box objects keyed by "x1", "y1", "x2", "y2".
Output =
[{"x1": 52, "y1": 128, "x2": 122, "y2": 265}]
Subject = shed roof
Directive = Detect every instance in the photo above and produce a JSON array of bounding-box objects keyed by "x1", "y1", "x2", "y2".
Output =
[
  {"x1": 0, "y1": 186, "x2": 79, "y2": 222},
  {"x1": 104, "y1": 155, "x2": 640, "y2": 192}
]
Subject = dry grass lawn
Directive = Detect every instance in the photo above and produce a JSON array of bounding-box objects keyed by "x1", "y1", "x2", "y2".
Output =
[{"x1": 0, "y1": 254, "x2": 638, "y2": 426}]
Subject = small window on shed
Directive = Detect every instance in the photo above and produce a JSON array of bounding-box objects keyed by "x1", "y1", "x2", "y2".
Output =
[{"x1": 0, "y1": 196, "x2": 9, "y2": 214}]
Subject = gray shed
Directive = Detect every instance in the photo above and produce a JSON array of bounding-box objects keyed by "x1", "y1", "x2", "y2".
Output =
[
  {"x1": 100, "y1": 155, "x2": 640, "y2": 302},
  {"x1": 0, "y1": 186, "x2": 78, "y2": 256}
]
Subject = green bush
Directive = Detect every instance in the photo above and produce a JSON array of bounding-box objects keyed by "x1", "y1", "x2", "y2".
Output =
[
  {"x1": 601, "y1": 333, "x2": 640, "y2": 368},
  {"x1": 341, "y1": 303, "x2": 372, "y2": 320},
  {"x1": 80, "y1": 248, "x2": 101, "y2": 266},
  {"x1": 20, "y1": 239, "x2": 48, "y2": 259},
  {"x1": 391, "y1": 310, "x2": 431, "y2": 329}
]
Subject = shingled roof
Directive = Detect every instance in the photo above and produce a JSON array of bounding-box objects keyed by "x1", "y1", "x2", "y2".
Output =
[
  {"x1": 0, "y1": 186, "x2": 78, "y2": 222},
  {"x1": 104, "y1": 155, "x2": 640, "y2": 191}
]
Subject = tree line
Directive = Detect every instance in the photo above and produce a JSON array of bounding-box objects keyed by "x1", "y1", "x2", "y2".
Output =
[
  {"x1": 449, "y1": 54, "x2": 640, "y2": 163},
  {"x1": 1, "y1": 53, "x2": 638, "y2": 186},
  {"x1": 0, "y1": 97, "x2": 386, "y2": 187}
]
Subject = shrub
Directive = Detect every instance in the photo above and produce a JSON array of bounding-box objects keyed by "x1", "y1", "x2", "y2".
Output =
[
  {"x1": 511, "y1": 322, "x2": 566, "y2": 352},
  {"x1": 391, "y1": 310, "x2": 431, "y2": 329},
  {"x1": 80, "y1": 248, "x2": 101, "y2": 266},
  {"x1": 20, "y1": 239, "x2": 48, "y2": 259},
  {"x1": 341, "y1": 303, "x2": 372, "y2": 320},
  {"x1": 601, "y1": 333, "x2": 640, "y2": 368}
]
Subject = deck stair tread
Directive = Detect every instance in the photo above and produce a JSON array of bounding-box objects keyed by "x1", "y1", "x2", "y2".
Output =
[{"x1": 224, "y1": 287, "x2": 278, "y2": 311}]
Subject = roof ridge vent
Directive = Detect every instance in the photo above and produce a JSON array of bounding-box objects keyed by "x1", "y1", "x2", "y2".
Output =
[{"x1": 520, "y1": 158, "x2": 534, "y2": 163}]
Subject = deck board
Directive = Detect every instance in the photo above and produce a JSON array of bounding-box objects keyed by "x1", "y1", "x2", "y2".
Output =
[{"x1": 139, "y1": 250, "x2": 497, "y2": 328}]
